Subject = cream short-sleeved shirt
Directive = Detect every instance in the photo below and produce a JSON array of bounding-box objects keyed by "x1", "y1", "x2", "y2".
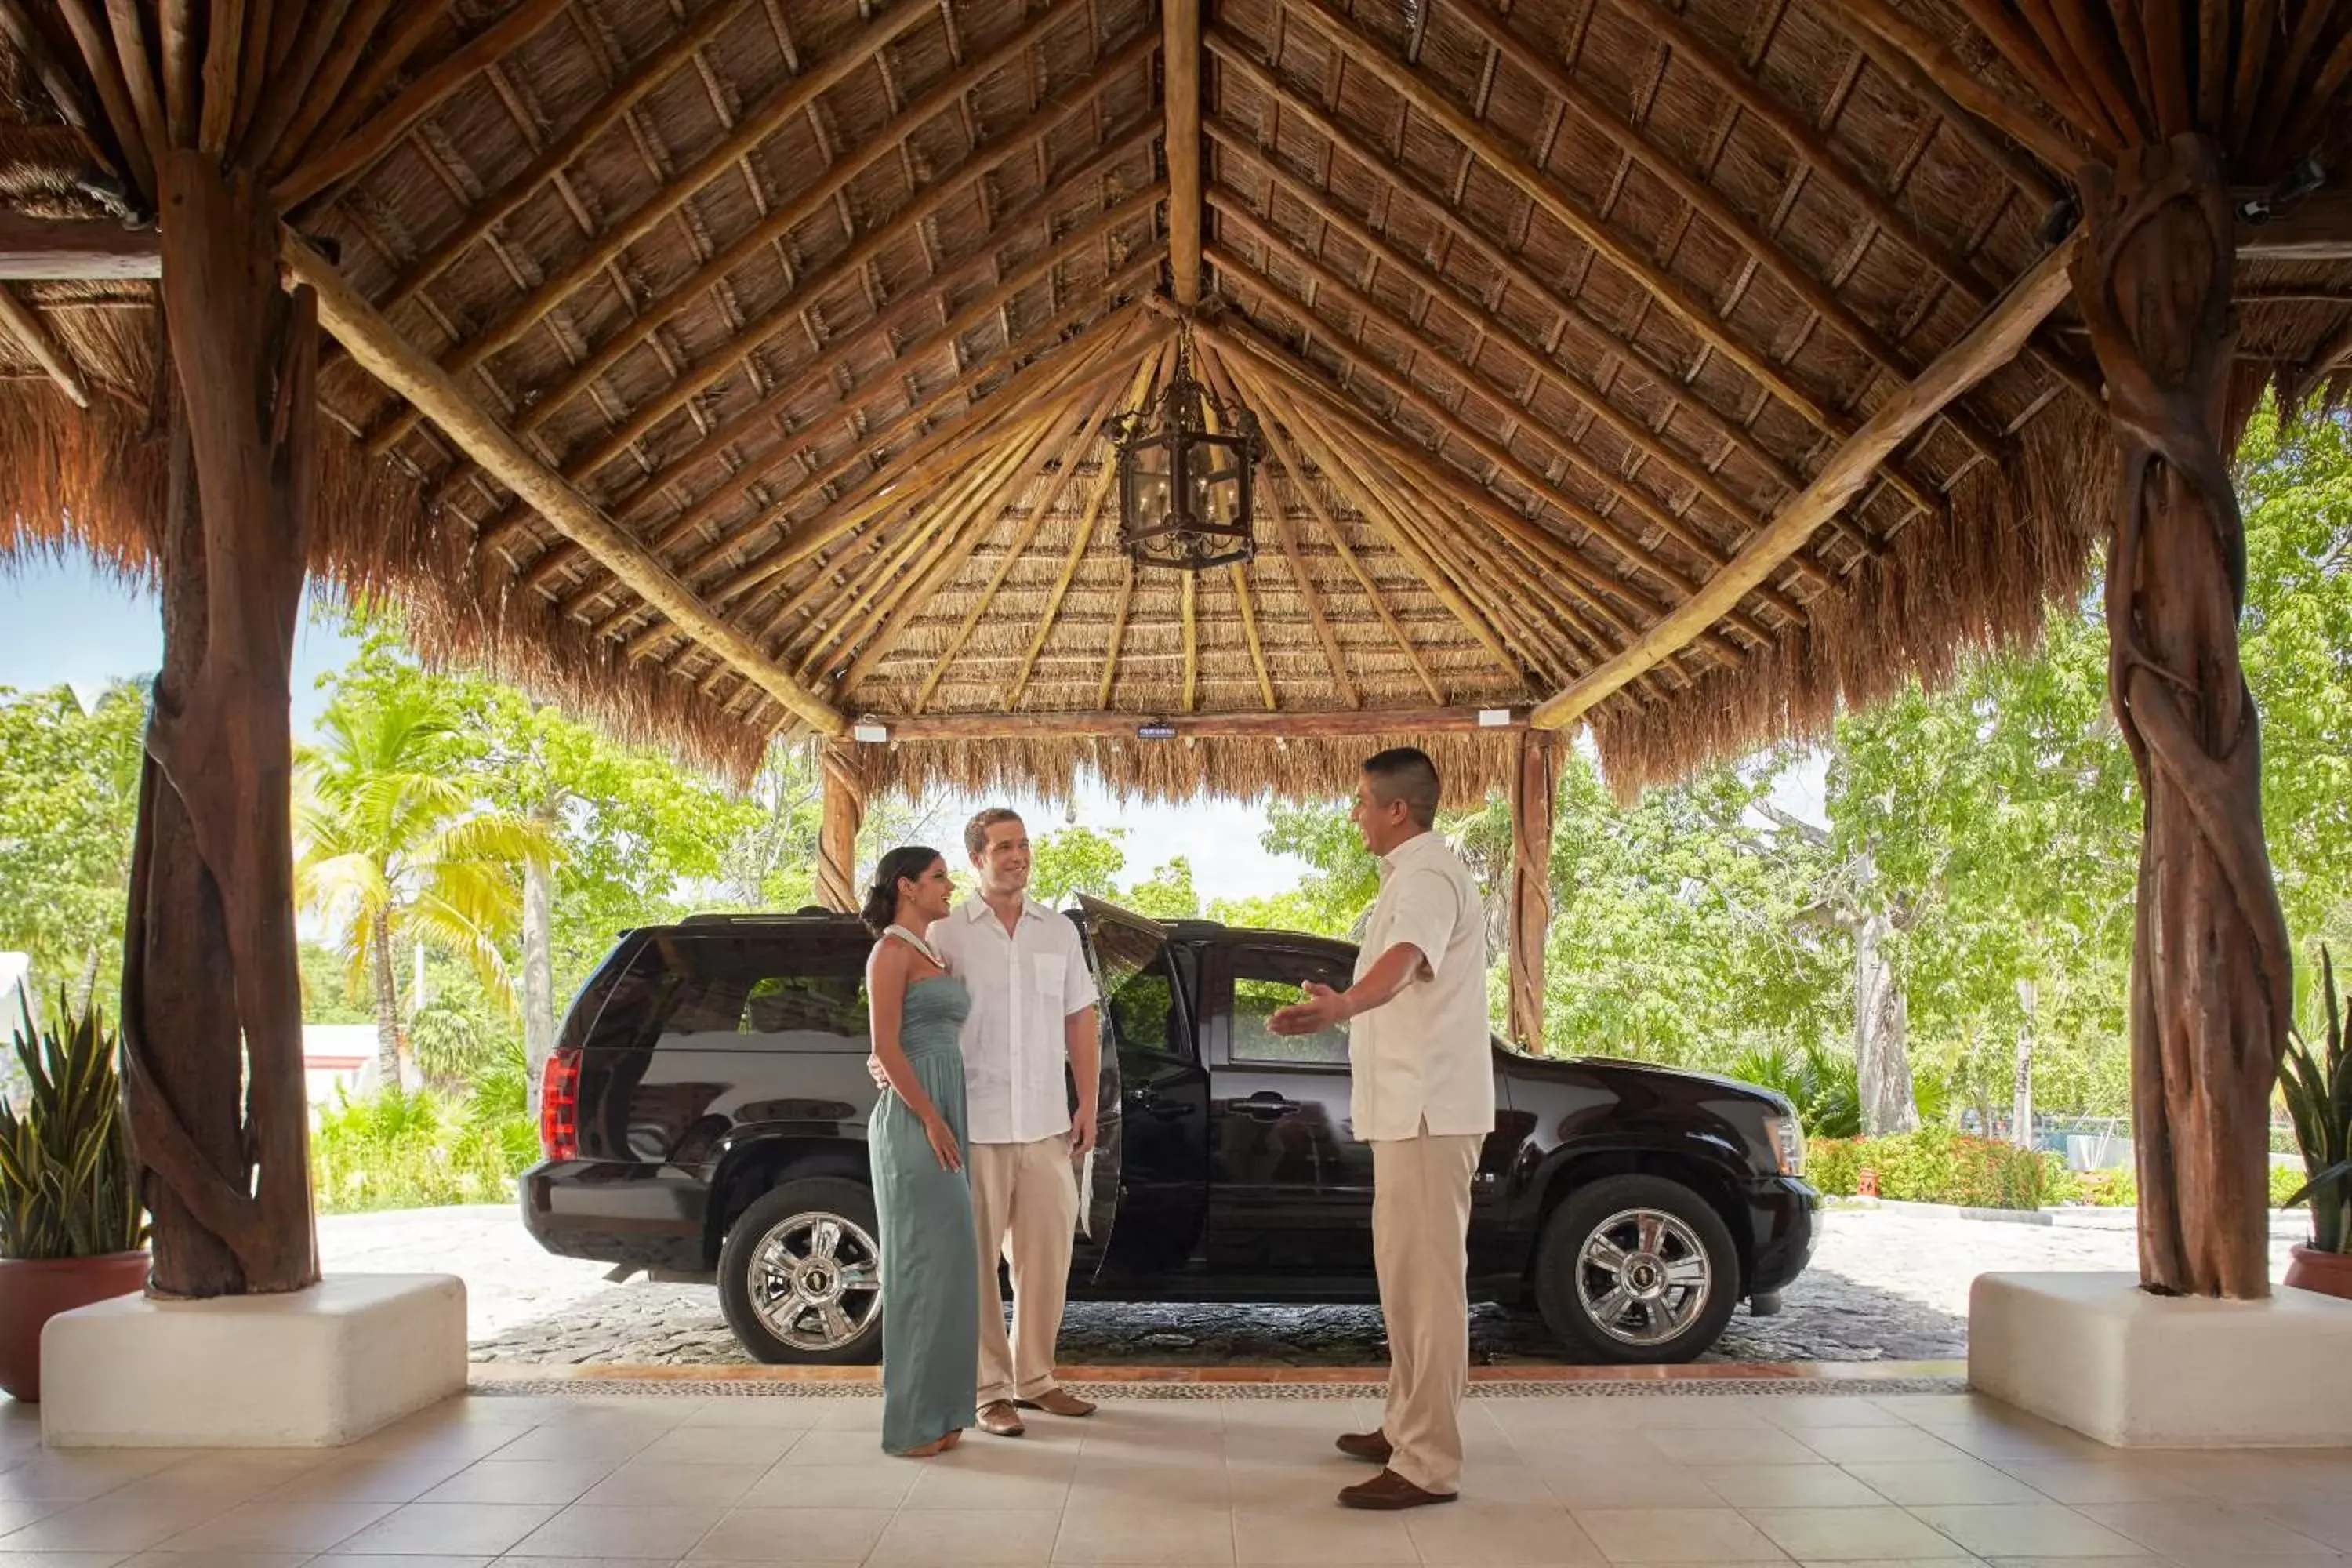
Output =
[
  {"x1": 929, "y1": 895, "x2": 1100, "y2": 1146},
  {"x1": 1348, "y1": 829, "x2": 1496, "y2": 1142}
]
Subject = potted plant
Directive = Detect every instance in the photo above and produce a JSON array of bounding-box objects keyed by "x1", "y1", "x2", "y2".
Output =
[
  {"x1": 0, "y1": 993, "x2": 150, "y2": 1400},
  {"x1": 2281, "y1": 949, "x2": 2352, "y2": 1299}
]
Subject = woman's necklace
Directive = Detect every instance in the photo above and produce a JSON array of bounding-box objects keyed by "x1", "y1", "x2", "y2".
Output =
[{"x1": 886, "y1": 923, "x2": 944, "y2": 968}]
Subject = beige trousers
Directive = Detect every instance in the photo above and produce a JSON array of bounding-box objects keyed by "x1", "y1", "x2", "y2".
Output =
[
  {"x1": 967, "y1": 1134, "x2": 1078, "y2": 1405},
  {"x1": 1372, "y1": 1129, "x2": 1483, "y2": 1495}
]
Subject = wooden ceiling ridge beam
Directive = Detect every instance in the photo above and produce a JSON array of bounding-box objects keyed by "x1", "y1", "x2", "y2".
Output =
[
  {"x1": 1191, "y1": 339, "x2": 1360, "y2": 710},
  {"x1": 482, "y1": 140, "x2": 1162, "y2": 572},
  {"x1": 282, "y1": 234, "x2": 844, "y2": 736},
  {"x1": 520, "y1": 241, "x2": 1164, "y2": 601},
  {"x1": 677, "y1": 310, "x2": 1168, "y2": 624},
  {"x1": 1608, "y1": 0, "x2": 2101, "y2": 412},
  {"x1": 1529, "y1": 225, "x2": 2081, "y2": 731},
  {"x1": 1002, "y1": 342, "x2": 1174, "y2": 710},
  {"x1": 1209, "y1": 197, "x2": 1835, "y2": 601},
  {"x1": 1205, "y1": 248, "x2": 1792, "y2": 644},
  {"x1": 865, "y1": 705, "x2": 1530, "y2": 739},
  {"x1": 1197, "y1": 310, "x2": 1739, "y2": 678},
  {"x1": 1440, "y1": 0, "x2": 2006, "y2": 471},
  {"x1": 1216, "y1": 352, "x2": 1446, "y2": 704},
  {"x1": 909, "y1": 347, "x2": 1163, "y2": 712},
  {"x1": 510, "y1": 4, "x2": 1139, "y2": 448},
  {"x1": 1200, "y1": 34, "x2": 1940, "y2": 523},
  {"x1": 362, "y1": 0, "x2": 942, "y2": 456},
  {"x1": 1202, "y1": 118, "x2": 1893, "y2": 564},
  {"x1": 605, "y1": 314, "x2": 1158, "y2": 657},
  {"x1": 271, "y1": 0, "x2": 565, "y2": 205},
  {"x1": 0, "y1": 214, "x2": 163, "y2": 278},
  {"x1": 1165, "y1": 0, "x2": 1203, "y2": 305}
]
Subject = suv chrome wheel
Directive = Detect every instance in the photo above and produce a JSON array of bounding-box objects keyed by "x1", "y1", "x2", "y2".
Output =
[
  {"x1": 1573, "y1": 1207, "x2": 1711, "y2": 1347},
  {"x1": 748, "y1": 1210, "x2": 882, "y2": 1352}
]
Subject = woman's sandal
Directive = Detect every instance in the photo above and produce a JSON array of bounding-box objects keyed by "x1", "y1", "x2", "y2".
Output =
[{"x1": 901, "y1": 1429, "x2": 964, "y2": 1457}]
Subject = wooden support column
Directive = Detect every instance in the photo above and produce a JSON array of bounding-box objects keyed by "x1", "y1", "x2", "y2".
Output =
[
  {"x1": 121, "y1": 151, "x2": 320, "y2": 1298},
  {"x1": 2074, "y1": 136, "x2": 2293, "y2": 1301},
  {"x1": 818, "y1": 744, "x2": 868, "y2": 916},
  {"x1": 1508, "y1": 729, "x2": 1559, "y2": 1054}
]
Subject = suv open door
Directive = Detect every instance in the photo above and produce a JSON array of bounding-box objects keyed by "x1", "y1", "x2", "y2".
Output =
[{"x1": 1067, "y1": 895, "x2": 1184, "y2": 1279}]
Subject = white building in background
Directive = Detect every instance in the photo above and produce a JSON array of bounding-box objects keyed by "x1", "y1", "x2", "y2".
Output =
[{"x1": 302, "y1": 1023, "x2": 380, "y2": 1108}]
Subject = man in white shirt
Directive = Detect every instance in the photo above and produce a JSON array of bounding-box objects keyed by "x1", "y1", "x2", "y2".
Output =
[
  {"x1": 920, "y1": 808, "x2": 1102, "y2": 1437},
  {"x1": 1271, "y1": 748, "x2": 1492, "y2": 1510}
]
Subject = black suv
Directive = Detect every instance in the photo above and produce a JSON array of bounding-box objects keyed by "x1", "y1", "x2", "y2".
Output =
[{"x1": 521, "y1": 898, "x2": 1817, "y2": 1366}]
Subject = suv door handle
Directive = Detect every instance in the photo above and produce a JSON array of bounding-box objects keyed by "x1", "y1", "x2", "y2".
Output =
[
  {"x1": 1127, "y1": 1087, "x2": 1194, "y2": 1121},
  {"x1": 1238, "y1": 1091, "x2": 1298, "y2": 1120}
]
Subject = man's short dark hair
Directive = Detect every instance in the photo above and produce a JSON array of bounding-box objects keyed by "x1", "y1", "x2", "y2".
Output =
[
  {"x1": 1362, "y1": 747, "x2": 1439, "y2": 829},
  {"x1": 964, "y1": 807, "x2": 1024, "y2": 859}
]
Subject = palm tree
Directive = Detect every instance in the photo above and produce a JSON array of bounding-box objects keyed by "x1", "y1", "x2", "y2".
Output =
[{"x1": 294, "y1": 685, "x2": 555, "y2": 1089}]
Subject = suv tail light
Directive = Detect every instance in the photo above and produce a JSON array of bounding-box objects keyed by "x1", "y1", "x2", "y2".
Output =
[{"x1": 541, "y1": 1047, "x2": 582, "y2": 1161}]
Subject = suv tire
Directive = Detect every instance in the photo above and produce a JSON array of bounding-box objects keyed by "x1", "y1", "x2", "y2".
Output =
[
  {"x1": 718, "y1": 1178, "x2": 886, "y2": 1365},
  {"x1": 1534, "y1": 1174, "x2": 1739, "y2": 1364}
]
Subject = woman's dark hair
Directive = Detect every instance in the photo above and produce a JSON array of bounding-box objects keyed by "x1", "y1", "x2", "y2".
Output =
[{"x1": 862, "y1": 845, "x2": 945, "y2": 935}]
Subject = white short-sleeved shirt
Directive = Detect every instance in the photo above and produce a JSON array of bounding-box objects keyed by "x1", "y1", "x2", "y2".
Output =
[
  {"x1": 929, "y1": 895, "x2": 1100, "y2": 1145},
  {"x1": 1349, "y1": 829, "x2": 1496, "y2": 1142}
]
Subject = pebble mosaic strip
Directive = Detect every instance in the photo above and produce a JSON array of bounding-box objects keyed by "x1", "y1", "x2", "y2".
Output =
[{"x1": 470, "y1": 1373, "x2": 1970, "y2": 1400}]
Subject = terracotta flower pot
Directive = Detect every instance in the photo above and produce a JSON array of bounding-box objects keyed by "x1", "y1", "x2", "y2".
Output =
[
  {"x1": 2284, "y1": 1244, "x2": 2352, "y2": 1301},
  {"x1": 0, "y1": 1251, "x2": 150, "y2": 1403}
]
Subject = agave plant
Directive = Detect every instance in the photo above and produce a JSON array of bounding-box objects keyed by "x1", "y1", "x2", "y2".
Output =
[
  {"x1": 2280, "y1": 949, "x2": 2351, "y2": 1254},
  {"x1": 0, "y1": 993, "x2": 147, "y2": 1260}
]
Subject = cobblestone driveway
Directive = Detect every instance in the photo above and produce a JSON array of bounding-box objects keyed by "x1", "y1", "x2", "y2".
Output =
[{"x1": 321, "y1": 1203, "x2": 2306, "y2": 1367}]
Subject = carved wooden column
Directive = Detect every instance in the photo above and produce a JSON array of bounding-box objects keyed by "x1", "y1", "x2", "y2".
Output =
[
  {"x1": 119, "y1": 153, "x2": 320, "y2": 1298},
  {"x1": 1508, "y1": 729, "x2": 1559, "y2": 1053},
  {"x1": 2074, "y1": 135, "x2": 2294, "y2": 1299},
  {"x1": 818, "y1": 742, "x2": 868, "y2": 914}
]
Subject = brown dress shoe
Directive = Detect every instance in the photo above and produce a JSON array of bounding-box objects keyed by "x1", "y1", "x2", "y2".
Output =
[
  {"x1": 977, "y1": 1399, "x2": 1026, "y2": 1437},
  {"x1": 1334, "y1": 1429, "x2": 1393, "y2": 1465},
  {"x1": 1338, "y1": 1468, "x2": 1457, "y2": 1511},
  {"x1": 1014, "y1": 1388, "x2": 1097, "y2": 1418}
]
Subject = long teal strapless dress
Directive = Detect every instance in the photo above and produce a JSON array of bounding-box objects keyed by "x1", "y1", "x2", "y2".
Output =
[{"x1": 870, "y1": 973, "x2": 980, "y2": 1454}]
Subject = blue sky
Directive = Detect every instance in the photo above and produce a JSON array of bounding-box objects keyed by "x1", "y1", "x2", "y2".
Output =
[{"x1": 0, "y1": 557, "x2": 1311, "y2": 902}]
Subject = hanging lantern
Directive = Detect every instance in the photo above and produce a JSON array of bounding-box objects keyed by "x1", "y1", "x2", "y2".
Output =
[{"x1": 1109, "y1": 330, "x2": 1263, "y2": 571}]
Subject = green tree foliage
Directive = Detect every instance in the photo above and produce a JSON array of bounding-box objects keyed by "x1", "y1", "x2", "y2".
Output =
[
  {"x1": 0, "y1": 683, "x2": 145, "y2": 1004},
  {"x1": 1029, "y1": 826, "x2": 1129, "y2": 906},
  {"x1": 1124, "y1": 856, "x2": 1201, "y2": 919}
]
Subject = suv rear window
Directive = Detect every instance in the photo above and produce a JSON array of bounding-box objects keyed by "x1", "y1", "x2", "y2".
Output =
[{"x1": 594, "y1": 929, "x2": 873, "y2": 1054}]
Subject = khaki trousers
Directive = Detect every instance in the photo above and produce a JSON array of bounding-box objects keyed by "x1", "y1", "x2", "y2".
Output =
[
  {"x1": 1372, "y1": 1129, "x2": 1483, "y2": 1495},
  {"x1": 967, "y1": 1134, "x2": 1078, "y2": 1405}
]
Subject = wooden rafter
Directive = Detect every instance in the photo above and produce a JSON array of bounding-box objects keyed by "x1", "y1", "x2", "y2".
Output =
[
  {"x1": 1826, "y1": 0, "x2": 2089, "y2": 172},
  {"x1": 365, "y1": 0, "x2": 941, "y2": 456},
  {"x1": 285, "y1": 235, "x2": 844, "y2": 735},
  {"x1": 1004, "y1": 341, "x2": 1170, "y2": 709},
  {"x1": 1217, "y1": 350, "x2": 1447, "y2": 704},
  {"x1": 1229, "y1": 560, "x2": 1277, "y2": 711},
  {"x1": 864, "y1": 705, "x2": 1529, "y2": 739},
  {"x1": 1098, "y1": 564, "x2": 1136, "y2": 708},
  {"x1": 1530, "y1": 230, "x2": 2079, "y2": 730},
  {"x1": 1180, "y1": 569, "x2": 1200, "y2": 711},
  {"x1": 1164, "y1": 0, "x2": 1203, "y2": 305},
  {"x1": 0, "y1": 282, "x2": 89, "y2": 405}
]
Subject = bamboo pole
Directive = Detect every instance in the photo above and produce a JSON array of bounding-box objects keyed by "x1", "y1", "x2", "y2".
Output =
[{"x1": 1164, "y1": 0, "x2": 1203, "y2": 305}]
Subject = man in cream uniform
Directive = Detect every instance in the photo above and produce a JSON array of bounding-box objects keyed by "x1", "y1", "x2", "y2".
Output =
[
  {"x1": 924, "y1": 808, "x2": 1102, "y2": 1437},
  {"x1": 1271, "y1": 748, "x2": 1491, "y2": 1510}
]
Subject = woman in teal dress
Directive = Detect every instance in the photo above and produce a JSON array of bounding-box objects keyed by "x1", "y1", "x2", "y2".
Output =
[{"x1": 863, "y1": 846, "x2": 979, "y2": 1457}]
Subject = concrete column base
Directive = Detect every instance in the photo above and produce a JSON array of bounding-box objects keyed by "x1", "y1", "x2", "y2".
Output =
[
  {"x1": 40, "y1": 1273, "x2": 466, "y2": 1447},
  {"x1": 1969, "y1": 1270, "x2": 2352, "y2": 1447}
]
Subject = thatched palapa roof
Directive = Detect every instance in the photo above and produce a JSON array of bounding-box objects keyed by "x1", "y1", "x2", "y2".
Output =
[{"x1": 2, "y1": 0, "x2": 2348, "y2": 804}]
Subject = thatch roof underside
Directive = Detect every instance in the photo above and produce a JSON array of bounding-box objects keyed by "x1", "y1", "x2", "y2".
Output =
[{"x1": 3, "y1": 0, "x2": 2348, "y2": 803}]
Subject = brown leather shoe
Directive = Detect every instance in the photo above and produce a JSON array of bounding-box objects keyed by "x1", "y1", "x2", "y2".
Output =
[
  {"x1": 1014, "y1": 1388, "x2": 1097, "y2": 1419},
  {"x1": 1334, "y1": 1429, "x2": 1393, "y2": 1465},
  {"x1": 977, "y1": 1399, "x2": 1026, "y2": 1437},
  {"x1": 1338, "y1": 1468, "x2": 1457, "y2": 1511}
]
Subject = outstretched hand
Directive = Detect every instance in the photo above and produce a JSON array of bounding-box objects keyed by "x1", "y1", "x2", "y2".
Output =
[{"x1": 1268, "y1": 981, "x2": 1352, "y2": 1036}]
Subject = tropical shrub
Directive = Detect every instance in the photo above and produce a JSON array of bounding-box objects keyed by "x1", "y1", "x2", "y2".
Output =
[
  {"x1": 0, "y1": 996, "x2": 146, "y2": 1258},
  {"x1": 1730, "y1": 1042, "x2": 1862, "y2": 1138},
  {"x1": 1807, "y1": 1127, "x2": 2072, "y2": 1210},
  {"x1": 310, "y1": 1080, "x2": 535, "y2": 1214}
]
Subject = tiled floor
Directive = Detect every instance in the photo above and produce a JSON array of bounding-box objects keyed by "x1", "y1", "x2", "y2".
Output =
[{"x1": 3, "y1": 1386, "x2": 2350, "y2": 1565}]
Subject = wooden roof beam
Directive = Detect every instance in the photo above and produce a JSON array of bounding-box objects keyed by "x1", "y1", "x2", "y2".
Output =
[
  {"x1": 0, "y1": 284, "x2": 89, "y2": 405},
  {"x1": 362, "y1": 0, "x2": 942, "y2": 457},
  {"x1": 1197, "y1": 310, "x2": 1737, "y2": 678},
  {"x1": 0, "y1": 214, "x2": 162, "y2": 279},
  {"x1": 1165, "y1": 0, "x2": 1203, "y2": 305},
  {"x1": 858, "y1": 706, "x2": 1530, "y2": 739},
  {"x1": 1202, "y1": 37, "x2": 1940, "y2": 523},
  {"x1": 1825, "y1": 0, "x2": 2089, "y2": 174},
  {"x1": 1530, "y1": 229, "x2": 2079, "y2": 730},
  {"x1": 284, "y1": 234, "x2": 844, "y2": 737},
  {"x1": 1207, "y1": 248, "x2": 1789, "y2": 644}
]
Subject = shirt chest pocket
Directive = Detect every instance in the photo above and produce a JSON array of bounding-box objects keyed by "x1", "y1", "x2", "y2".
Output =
[{"x1": 1030, "y1": 952, "x2": 1065, "y2": 1014}]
